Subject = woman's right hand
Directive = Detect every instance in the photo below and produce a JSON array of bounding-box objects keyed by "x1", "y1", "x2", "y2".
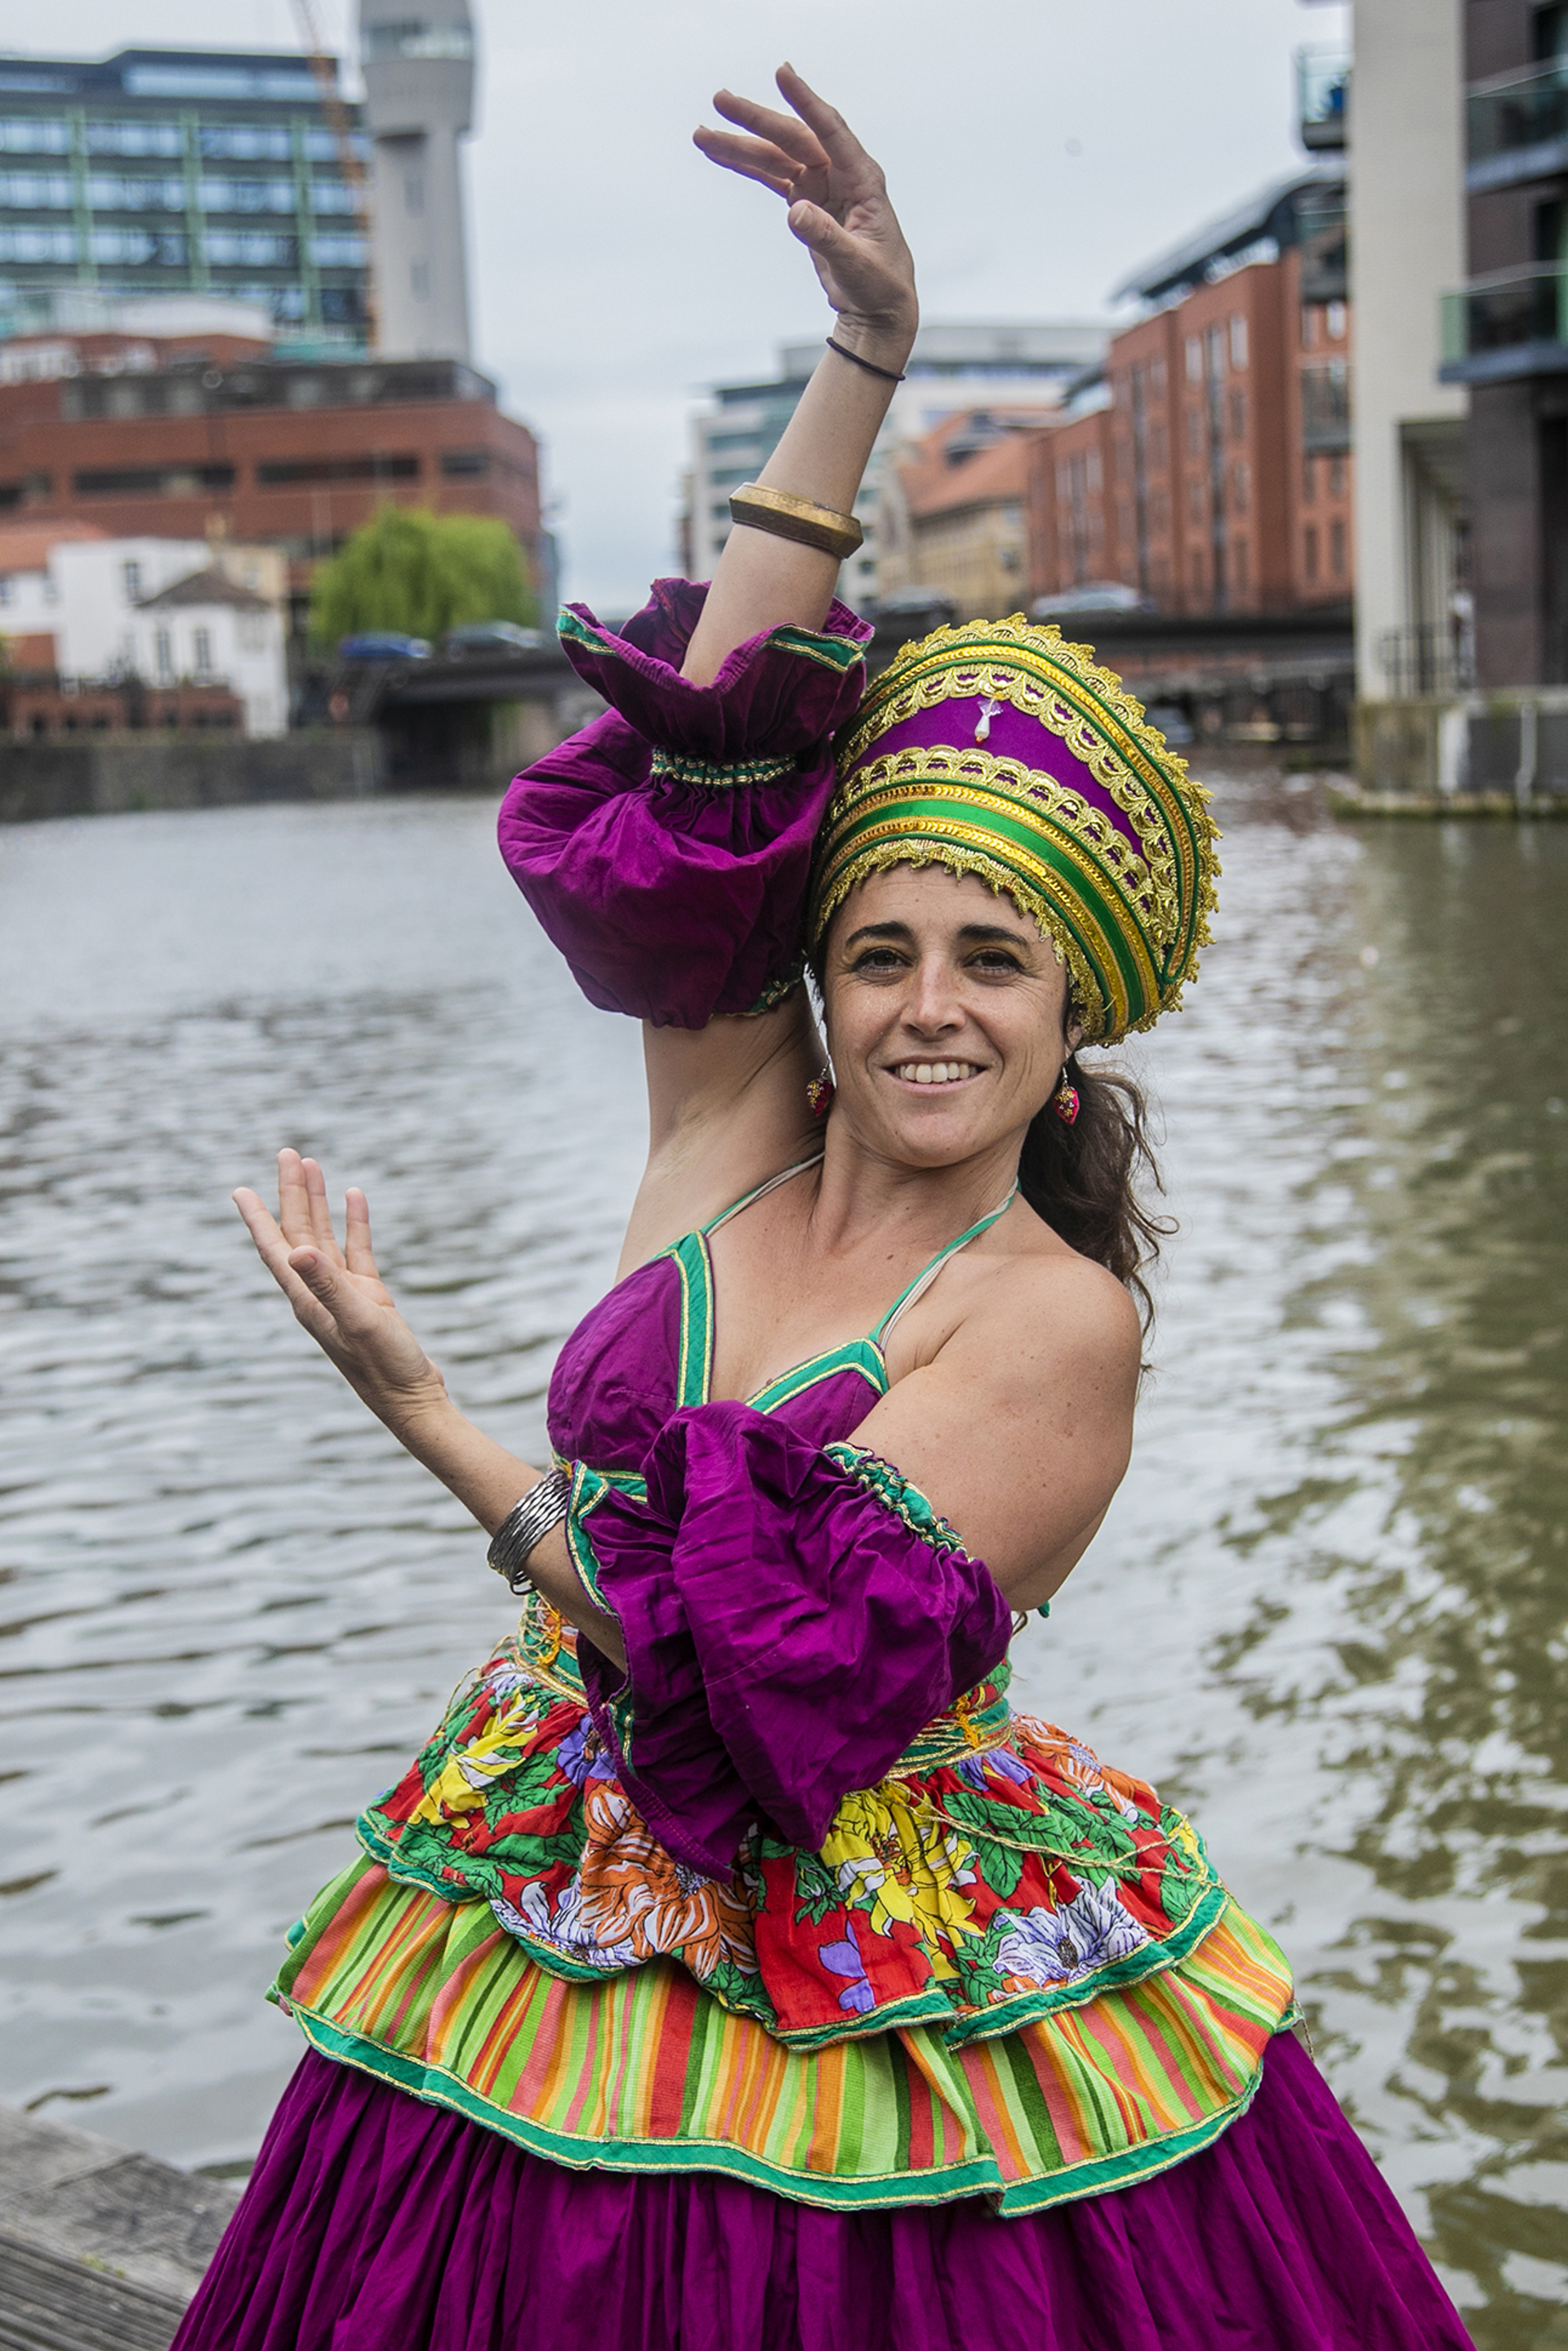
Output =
[
  {"x1": 234, "y1": 1149, "x2": 448, "y2": 1436},
  {"x1": 695, "y1": 65, "x2": 915, "y2": 359}
]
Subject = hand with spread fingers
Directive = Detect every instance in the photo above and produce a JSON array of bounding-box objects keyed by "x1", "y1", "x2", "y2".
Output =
[
  {"x1": 694, "y1": 63, "x2": 915, "y2": 360},
  {"x1": 233, "y1": 1149, "x2": 447, "y2": 1434}
]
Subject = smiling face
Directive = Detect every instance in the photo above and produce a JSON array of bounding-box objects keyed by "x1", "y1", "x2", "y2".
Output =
[{"x1": 819, "y1": 864, "x2": 1080, "y2": 1170}]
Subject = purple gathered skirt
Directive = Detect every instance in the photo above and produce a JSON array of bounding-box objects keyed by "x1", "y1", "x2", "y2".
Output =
[{"x1": 172, "y1": 2034, "x2": 1474, "y2": 2351}]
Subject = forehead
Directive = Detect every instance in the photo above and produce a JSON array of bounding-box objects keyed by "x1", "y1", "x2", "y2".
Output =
[{"x1": 830, "y1": 860, "x2": 1051, "y2": 946}]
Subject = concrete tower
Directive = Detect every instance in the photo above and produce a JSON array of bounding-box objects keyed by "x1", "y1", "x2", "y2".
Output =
[{"x1": 359, "y1": 0, "x2": 476, "y2": 360}]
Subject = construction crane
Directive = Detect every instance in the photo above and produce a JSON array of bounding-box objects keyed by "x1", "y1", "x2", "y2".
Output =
[{"x1": 291, "y1": 0, "x2": 377, "y2": 350}]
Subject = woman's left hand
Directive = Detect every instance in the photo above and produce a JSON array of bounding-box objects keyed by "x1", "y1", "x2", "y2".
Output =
[
  {"x1": 695, "y1": 64, "x2": 915, "y2": 352},
  {"x1": 233, "y1": 1149, "x2": 448, "y2": 1434}
]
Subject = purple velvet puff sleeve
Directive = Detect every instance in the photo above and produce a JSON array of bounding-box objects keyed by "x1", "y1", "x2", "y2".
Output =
[
  {"x1": 496, "y1": 579, "x2": 872, "y2": 1028},
  {"x1": 569, "y1": 1403, "x2": 1012, "y2": 1880}
]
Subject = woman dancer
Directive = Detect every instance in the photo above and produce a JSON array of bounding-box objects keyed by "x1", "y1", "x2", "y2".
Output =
[{"x1": 184, "y1": 68, "x2": 1474, "y2": 2351}]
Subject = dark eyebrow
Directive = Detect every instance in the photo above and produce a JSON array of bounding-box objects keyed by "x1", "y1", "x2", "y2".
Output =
[{"x1": 841, "y1": 919, "x2": 1036, "y2": 951}]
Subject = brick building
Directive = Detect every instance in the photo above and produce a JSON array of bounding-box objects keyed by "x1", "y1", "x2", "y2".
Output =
[
  {"x1": 877, "y1": 410, "x2": 1057, "y2": 620},
  {"x1": 1029, "y1": 167, "x2": 1353, "y2": 619},
  {"x1": 0, "y1": 323, "x2": 544, "y2": 619}
]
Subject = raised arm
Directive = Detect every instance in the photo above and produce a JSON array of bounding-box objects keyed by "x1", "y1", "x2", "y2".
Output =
[{"x1": 681, "y1": 65, "x2": 917, "y2": 684}]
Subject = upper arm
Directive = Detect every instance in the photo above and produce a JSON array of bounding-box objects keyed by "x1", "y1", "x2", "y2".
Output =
[
  {"x1": 845, "y1": 1259, "x2": 1143, "y2": 1613},
  {"x1": 616, "y1": 990, "x2": 823, "y2": 1276}
]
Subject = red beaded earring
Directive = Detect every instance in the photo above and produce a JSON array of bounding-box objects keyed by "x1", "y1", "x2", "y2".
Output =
[
  {"x1": 1052, "y1": 1065, "x2": 1080, "y2": 1125},
  {"x1": 807, "y1": 1073, "x2": 835, "y2": 1120}
]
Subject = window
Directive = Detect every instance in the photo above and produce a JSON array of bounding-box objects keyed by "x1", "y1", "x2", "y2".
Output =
[
  {"x1": 197, "y1": 122, "x2": 292, "y2": 162},
  {"x1": 1330, "y1": 517, "x2": 1347, "y2": 576},
  {"x1": 256, "y1": 454, "x2": 419, "y2": 485},
  {"x1": 154, "y1": 628, "x2": 173, "y2": 680},
  {"x1": 122, "y1": 560, "x2": 142, "y2": 600},
  {"x1": 1230, "y1": 387, "x2": 1247, "y2": 440},
  {"x1": 404, "y1": 172, "x2": 424, "y2": 216},
  {"x1": 198, "y1": 176, "x2": 296, "y2": 214},
  {"x1": 1233, "y1": 537, "x2": 1250, "y2": 594},
  {"x1": 84, "y1": 119, "x2": 182, "y2": 157},
  {"x1": 0, "y1": 118, "x2": 69, "y2": 154},
  {"x1": 1085, "y1": 448, "x2": 1102, "y2": 493},
  {"x1": 91, "y1": 228, "x2": 187, "y2": 266},
  {"x1": 1186, "y1": 405, "x2": 1203, "y2": 456},
  {"x1": 1301, "y1": 306, "x2": 1319, "y2": 349},
  {"x1": 1326, "y1": 301, "x2": 1348, "y2": 342},
  {"x1": 87, "y1": 174, "x2": 187, "y2": 212},
  {"x1": 1303, "y1": 455, "x2": 1317, "y2": 505},
  {"x1": 1151, "y1": 357, "x2": 1166, "y2": 394},
  {"x1": 1150, "y1": 422, "x2": 1167, "y2": 469},
  {"x1": 1185, "y1": 334, "x2": 1203, "y2": 384},
  {"x1": 440, "y1": 449, "x2": 489, "y2": 477},
  {"x1": 0, "y1": 226, "x2": 75, "y2": 262},
  {"x1": 0, "y1": 171, "x2": 73, "y2": 208},
  {"x1": 1230, "y1": 314, "x2": 1249, "y2": 371},
  {"x1": 1329, "y1": 456, "x2": 1347, "y2": 498},
  {"x1": 309, "y1": 179, "x2": 358, "y2": 214},
  {"x1": 1303, "y1": 524, "x2": 1320, "y2": 582},
  {"x1": 310, "y1": 234, "x2": 368, "y2": 265},
  {"x1": 1205, "y1": 324, "x2": 1226, "y2": 381},
  {"x1": 0, "y1": 577, "x2": 10, "y2": 607},
  {"x1": 1232, "y1": 460, "x2": 1250, "y2": 514},
  {"x1": 363, "y1": 20, "x2": 475, "y2": 60},
  {"x1": 192, "y1": 627, "x2": 212, "y2": 675},
  {"x1": 74, "y1": 464, "x2": 234, "y2": 496},
  {"x1": 203, "y1": 230, "x2": 293, "y2": 266}
]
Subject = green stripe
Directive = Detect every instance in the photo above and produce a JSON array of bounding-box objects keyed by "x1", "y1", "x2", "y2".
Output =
[
  {"x1": 670, "y1": 1232, "x2": 712, "y2": 1409},
  {"x1": 746, "y1": 1340, "x2": 886, "y2": 1415},
  {"x1": 830, "y1": 793, "x2": 1149, "y2": 1013}
]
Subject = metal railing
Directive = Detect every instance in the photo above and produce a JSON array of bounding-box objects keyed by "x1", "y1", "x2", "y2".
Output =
[
  {"x1": 1468, "y1": 59, "x2": 1568, "y2": 170},
  {"x1": 1296, "y1": 191, "x2": 1348, "y2": 303},
  {"x1": 1297, "y1": 48, "x2": 1350, "y2": 149},
  {"x1": 1377, "y1": 623, "x2": 1476, "y2": 701},
  {"x1": 1300, "y1": 363, "x2": 1351, "y2": 452},
  {"x1": 1441, "y1": 264, "x2": 1568, "y2": 367}
]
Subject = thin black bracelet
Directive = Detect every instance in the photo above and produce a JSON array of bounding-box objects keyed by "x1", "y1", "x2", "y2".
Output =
[{"x1": 826, "y1": 336, "x2": 906, "y2": 385}]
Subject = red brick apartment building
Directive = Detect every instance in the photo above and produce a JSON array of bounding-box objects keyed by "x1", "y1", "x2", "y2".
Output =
[
  {"x1": 1030, "y1": 247, "x2": 1352, "y2": 616},
  {"x1": 0, "y1": 329, "x2": 543, "y2": 599}
]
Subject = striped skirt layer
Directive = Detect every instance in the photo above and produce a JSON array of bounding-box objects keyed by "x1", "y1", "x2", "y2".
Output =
[{"x1": 274, "y1": 1857, "x2": 1295, "y2": 2216}]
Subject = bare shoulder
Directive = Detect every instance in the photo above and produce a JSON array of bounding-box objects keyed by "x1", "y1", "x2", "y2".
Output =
[{"x1": 937, "y1": 1214, "x2": 1143, "y2": 1400}]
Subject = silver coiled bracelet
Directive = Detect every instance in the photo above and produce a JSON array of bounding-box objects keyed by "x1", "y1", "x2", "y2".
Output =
[{"x1": 486, "y1": 1467, "x2": 572, "y2": 1596}]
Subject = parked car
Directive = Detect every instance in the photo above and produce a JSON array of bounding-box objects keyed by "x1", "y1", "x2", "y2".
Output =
[
  {"x1": 1030, "y1": 583, "x2": 1153, "y2": 617},
  {"x1": 337, "y1": 632, "x2": 432, "y2": 661},
  {"x1": 441, "y1": 621, "x2": 547, "y2": 658}
]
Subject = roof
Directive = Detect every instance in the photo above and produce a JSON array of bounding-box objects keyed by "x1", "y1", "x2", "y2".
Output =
[
  {"x1": 1112, "y1": 161, "x2": 1346, "y2": 304},
  {"x1": 0, "y1": 520, "x2": 108, "y2": 573},
  {"x1": 898, "y1": 412, "x2": 1052, "y2": 522},
  {"x1": 136, "y1": 565, "x2": 271, "y2": 612}
]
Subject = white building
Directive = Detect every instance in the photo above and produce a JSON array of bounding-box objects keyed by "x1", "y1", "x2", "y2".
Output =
[
  {"x1": 361, "y1": 0, "x2": 476, "y2": 361},
  {"x1": 0, "y1": 532, "x2": 288, "y2": 737},
  {"x1": 685, "y1": 321, "x2": 1109, "y2": 605},
  {"x1": 1344, "y1": 0, "x2": 1470, "y2": 697}
]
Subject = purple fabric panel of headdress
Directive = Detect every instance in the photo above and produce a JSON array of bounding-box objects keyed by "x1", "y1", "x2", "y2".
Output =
[
  {"x1": 496, "y1": 581, "x2": 871, "y2": 1029},
  {"x1": 848, "y1": 691, "x2": 1140, "y2": 858}
]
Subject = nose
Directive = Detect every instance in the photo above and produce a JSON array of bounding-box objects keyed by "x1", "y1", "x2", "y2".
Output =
[{"x1": 902, "y1": 952, "x2": 964, "y2": 1040}]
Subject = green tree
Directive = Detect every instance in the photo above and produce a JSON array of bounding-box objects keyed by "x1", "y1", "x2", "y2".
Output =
[{"x1": 308, "y1": 505, "x2": 537, "y2": 648}]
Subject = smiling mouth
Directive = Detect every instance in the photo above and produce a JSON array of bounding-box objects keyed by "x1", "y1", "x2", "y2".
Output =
[{"x1": 891, "y1": 1061, "x2": 983, "y2": 1086}]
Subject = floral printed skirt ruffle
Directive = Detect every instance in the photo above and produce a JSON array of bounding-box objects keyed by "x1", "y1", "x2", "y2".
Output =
[{"x1": 270, "y1": 1597, "x2": 1295, "y2": 2218}]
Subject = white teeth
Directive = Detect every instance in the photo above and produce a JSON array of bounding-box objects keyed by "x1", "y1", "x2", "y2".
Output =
[{"x1": 895, "y1": 1061, "x2": 978, "y2": 1084}]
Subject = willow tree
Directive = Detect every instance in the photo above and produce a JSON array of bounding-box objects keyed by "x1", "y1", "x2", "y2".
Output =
[{"x1": 308, "y1": 506, "x2": 537, "y2": 647}]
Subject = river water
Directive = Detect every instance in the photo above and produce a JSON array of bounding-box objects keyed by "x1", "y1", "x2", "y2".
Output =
[{"x1": 1, "y1": 780, "x2": 1565, "y2": 2344}]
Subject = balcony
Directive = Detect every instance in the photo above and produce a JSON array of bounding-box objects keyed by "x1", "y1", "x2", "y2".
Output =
[
  {"x1": 1441, "y1": 265, "x2": 1568, "y2": 385},
  {"x1": 1467, "y1": 60, "x2": 1568, "y2": 192},
  {"x1": 1296, "y1": 189, "x2": 1348, "y2": 304},
  {"x1": 1300, "y1": 363, "x2": 1351, "y2": 453},
  {"x1": 1298, "y1": 48, "x2": 1350, "y2": 152}
]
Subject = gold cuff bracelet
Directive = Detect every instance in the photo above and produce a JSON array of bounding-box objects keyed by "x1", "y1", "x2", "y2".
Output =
[{"x1": 728, "y1": 483, "x2": 864, "y2": 563}]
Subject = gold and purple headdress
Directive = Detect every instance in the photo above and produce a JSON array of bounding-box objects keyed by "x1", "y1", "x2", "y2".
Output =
[{"x1": 808, "y1": 617, "x2": 1220, "y2": 1043}]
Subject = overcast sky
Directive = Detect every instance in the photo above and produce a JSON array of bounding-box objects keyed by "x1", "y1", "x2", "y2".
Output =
[{"x1": 56, "y1": 0, "x2": 1348, "y2": 612}]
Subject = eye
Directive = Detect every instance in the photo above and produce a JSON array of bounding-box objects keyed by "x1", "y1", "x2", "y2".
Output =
[
  {"x1": 969, "y1": 947, "x2": 1024, "y2": 973},
  {"x1": 849, "y1": 946, "x2": 906, "y2": 974}
]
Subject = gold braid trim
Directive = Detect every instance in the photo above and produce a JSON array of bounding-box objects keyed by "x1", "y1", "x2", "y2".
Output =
[{"x1": 832, "y1": 744, "x2": 1173, "y2": 952}]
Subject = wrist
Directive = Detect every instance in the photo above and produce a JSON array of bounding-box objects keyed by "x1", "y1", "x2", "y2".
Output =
[{"x1": 831, "y1": 308, "x2": 917, "y2": 373}]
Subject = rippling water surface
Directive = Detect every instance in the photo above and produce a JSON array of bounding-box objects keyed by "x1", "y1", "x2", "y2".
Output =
[{"x1": 2, "y1": 784, "x2": 1565, "y2": 2345}]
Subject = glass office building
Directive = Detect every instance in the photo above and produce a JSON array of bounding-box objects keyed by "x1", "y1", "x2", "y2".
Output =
[{"x1": 0, "y1": 48, "x2": 371, "y2": 350}]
